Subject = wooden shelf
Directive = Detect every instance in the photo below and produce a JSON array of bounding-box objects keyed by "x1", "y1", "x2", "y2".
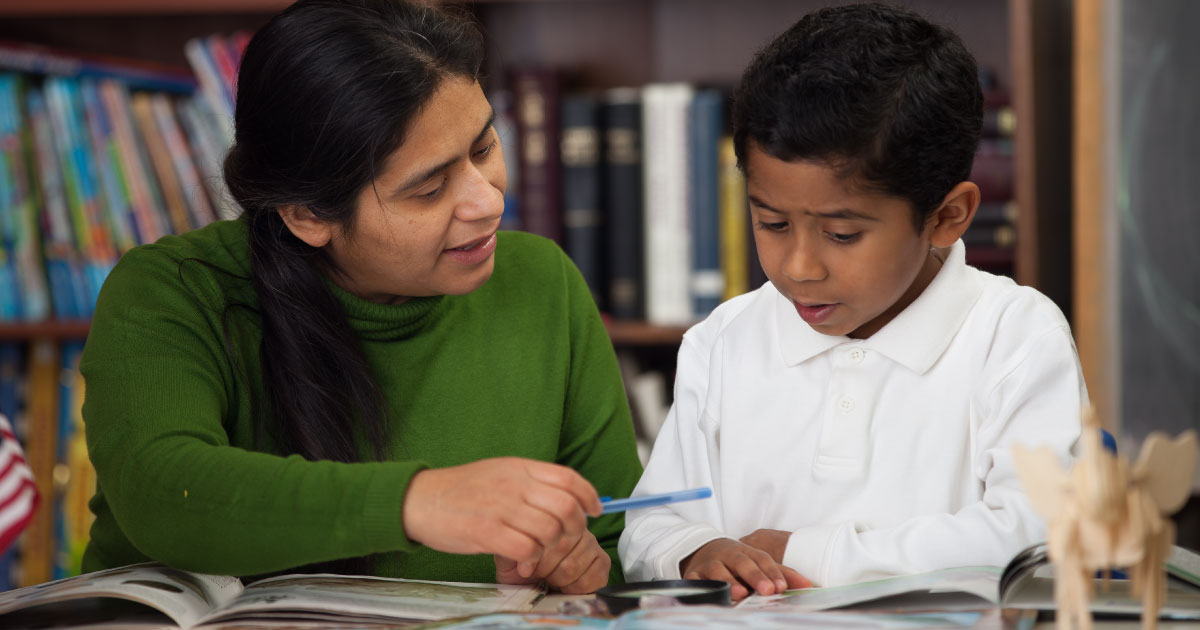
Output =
[
  {"x1": 0, "y1": 0, "x2": 290, "y2": 15},
  {"x1": 604, "y1": 320, "x2": 688, "y2": 347},
  {"x1": 0, "y1": 320, "x2": 91, "y2": 340}
]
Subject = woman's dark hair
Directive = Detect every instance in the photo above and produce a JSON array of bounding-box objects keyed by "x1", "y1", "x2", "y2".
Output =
[
  {"x1": 732, "y1": 2, "x2": 983, "y2": 230},
  {"x1": 222, "y1": 0, "x2": 483, "y2": 571}
]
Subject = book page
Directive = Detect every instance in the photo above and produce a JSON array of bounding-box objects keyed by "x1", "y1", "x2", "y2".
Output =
[
  {"x1": 737, "y1": 566, "x2": 1003, "y2": 612},
  {"x1": 202, "y1": 574, "x2": 545, "y2": 625},
  {"x1": 0, "y1": 563, "x2": 243, "y2": 629}
]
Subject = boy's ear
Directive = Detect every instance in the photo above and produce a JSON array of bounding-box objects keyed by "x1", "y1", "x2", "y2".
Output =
[
  {"x1": 925, "y1": 181, "x2": 980, "y2": 248},
  {"x1": 277, "y1": 204, "x2": 334, "y2": 248}
]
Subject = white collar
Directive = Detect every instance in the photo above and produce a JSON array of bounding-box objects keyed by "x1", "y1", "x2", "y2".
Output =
[{"x1": 775, "y1": 240, "x2": 983, "y2": 373}]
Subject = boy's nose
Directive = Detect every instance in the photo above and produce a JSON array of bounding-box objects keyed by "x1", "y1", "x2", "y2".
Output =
[{"x1": 784, "y1": 238, "x2": 827, "y2": 283}]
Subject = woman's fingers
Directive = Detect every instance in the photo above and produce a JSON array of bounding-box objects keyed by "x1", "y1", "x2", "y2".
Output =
[{"x1": 523, "y1": 460, "x2": 602, "y2": 516}]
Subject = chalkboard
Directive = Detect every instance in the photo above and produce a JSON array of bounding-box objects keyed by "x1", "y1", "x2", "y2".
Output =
[{"x1": 1117, "y1": 1, "x2": 1200, "y2": 443}]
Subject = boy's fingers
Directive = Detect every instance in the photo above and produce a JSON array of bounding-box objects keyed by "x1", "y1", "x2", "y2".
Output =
[
  {"x1": 783, "y1": 566, "x2": 813, "y2": 589},
  {"x1": 730, "y1": 554, "x2": 774, "y2": 597}
]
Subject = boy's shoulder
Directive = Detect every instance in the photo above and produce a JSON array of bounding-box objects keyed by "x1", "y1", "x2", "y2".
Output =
[
  {"x1": 683, "y1": 281, "x2": 779, "y2": 348},
  {"x1": 966, "y1": 266, "x2": 1070, "y2": 334}
]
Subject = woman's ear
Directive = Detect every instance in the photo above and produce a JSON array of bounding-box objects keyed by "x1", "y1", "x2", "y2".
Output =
[
  {"x1": 277, "y1": 204, "x2": 334, "y2": 248},
  {"x1": 925, "y1": 181, "x2": 980, "y2": 248}
]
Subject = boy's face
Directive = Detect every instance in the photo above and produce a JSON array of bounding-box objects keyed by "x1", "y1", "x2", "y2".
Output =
[{"x1": 745, "y1": 144, "x2": 944, "y2": 339}]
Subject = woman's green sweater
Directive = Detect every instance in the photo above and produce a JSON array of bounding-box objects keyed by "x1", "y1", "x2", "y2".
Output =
[{"x1": 79, "y1": 220, "x2": 643, "y2": 584}]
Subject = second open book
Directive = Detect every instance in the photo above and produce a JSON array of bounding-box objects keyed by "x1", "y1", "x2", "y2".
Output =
[
  {"x1": 738, "y1": 543, "x2": 1200, "y2": 617},
  {"x1": 0, "y1": 562, "x2": 545, "y2": 629}
]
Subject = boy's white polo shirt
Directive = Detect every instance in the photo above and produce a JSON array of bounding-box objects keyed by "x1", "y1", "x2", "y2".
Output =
[{"x1": 619, "y1": 240, "x2": 1085, "y2": 587}]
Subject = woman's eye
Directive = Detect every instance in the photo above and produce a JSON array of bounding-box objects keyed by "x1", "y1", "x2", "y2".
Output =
[
  {"x1": 474, "y1": 140, "x2": 496, "y2": 159},
  {"x1": 756, "y1": 221, "x2": 787, "y2": 232},
  {"x1": 828, "y1": 232, "x2": 860, "y2": 243},
  {"x1": 417, "y1": 182, "x2": 443, "y2": 199}
]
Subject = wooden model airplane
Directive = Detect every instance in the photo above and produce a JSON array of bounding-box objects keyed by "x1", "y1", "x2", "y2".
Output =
[{"x1": 1013, "y1": 408, "x2": 1197, "y2": 630}]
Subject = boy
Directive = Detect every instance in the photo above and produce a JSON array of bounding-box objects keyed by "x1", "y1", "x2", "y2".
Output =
[{"x1": 618, "y1": 3, "x2": 1084, "y2": 600}]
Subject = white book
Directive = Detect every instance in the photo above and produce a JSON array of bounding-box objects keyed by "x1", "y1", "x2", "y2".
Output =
[{"x1": 641, "y1": 83, "x2": 694, "y2": 326}]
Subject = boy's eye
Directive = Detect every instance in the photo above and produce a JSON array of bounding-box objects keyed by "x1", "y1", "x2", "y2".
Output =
[{"x1": 756, "y1": 221, "x2": 787, "y2": 232}]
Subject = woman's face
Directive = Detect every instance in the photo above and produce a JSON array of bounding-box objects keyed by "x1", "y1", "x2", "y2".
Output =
[{"x1": 324, "y1": 77, "x2": 506, "y2": 304}]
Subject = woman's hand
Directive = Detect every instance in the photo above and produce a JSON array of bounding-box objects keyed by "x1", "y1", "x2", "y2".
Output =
[
  {"x1": 494, "y1": 529, "x2": 610, "y2": 594},
  {"x1": 402, "y1": 457, "x2": 602, "y2": 568},
  {"x1": 680, "y1": 538, "x2": 811, "y2": 601}
]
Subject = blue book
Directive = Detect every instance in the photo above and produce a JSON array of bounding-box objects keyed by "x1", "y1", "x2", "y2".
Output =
[
  {"x1": 688, "y1": 89, "x2": 725, "y2": 318},
  {"x1": 25, "y1": 88, "x2": 83, "y2": 319},
  {"x1": 561, "y1": 92, "x2": 604, "y2": 309}
]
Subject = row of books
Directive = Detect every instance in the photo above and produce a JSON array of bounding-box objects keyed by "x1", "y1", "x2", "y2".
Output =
[
  {"x1": 496, "y1": 70, "x2": 1020, "y2": 327},
  {"x1": 0, "y1": 340, "x2": 92, "y2": 590},
  {"x1": 0, "y1": 35, "x2": 246, "y2": 589},
  {"x1": 499, "y1": 70, "x2": 761, "y2": 328},
  {"x1": 0, "y1": 36, "x2": 241, "y2": 323}
]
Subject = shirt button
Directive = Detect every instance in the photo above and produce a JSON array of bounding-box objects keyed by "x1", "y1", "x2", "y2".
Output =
[
  {"x1": 838, "y1": 397, "x2": 855, "y2": 413},
  {"x1": 849, "y1": 348, "x2": 865, "y2": 363}
]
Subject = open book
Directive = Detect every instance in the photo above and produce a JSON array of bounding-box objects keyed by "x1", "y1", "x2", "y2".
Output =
[
  {"x1": 0, "y1": 562, "x2": 545, "y2": 629},
  {"x1": 738, "y1": 543, "x2": 1200, "y2": 617}
]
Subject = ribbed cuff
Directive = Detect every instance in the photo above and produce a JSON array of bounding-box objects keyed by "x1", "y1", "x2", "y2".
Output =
[
  {"x1": 656, "y1": 525, "x2": 727, "y2": 580},
  {"x1": 782, "y1": 523, "x2": 843, "y2": 587},
  {"x1": 360, "y1": 461, "x2": 429, "y2": 554}
]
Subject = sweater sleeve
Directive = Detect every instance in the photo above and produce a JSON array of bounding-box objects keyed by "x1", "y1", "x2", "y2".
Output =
[
  {"x1": 618, "y1": 331, "x2": 728, "y2": 581},
  {"x1": 781, "y1": 325, "x2": 1086, "y2": 586},
  {"x1": 81, "y1": 247, "x2": 424, "y2": 577},
  {"x1": 554, "y1": 251, "x2": 644, "y2": 585}
]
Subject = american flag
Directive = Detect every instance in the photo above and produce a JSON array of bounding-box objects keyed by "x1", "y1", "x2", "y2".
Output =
[{"x1": 0, "y1": 413, "x2": 37, "y2": 553}]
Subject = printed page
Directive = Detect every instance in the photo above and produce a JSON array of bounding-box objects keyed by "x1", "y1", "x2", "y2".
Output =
[
  {"x1": 202, "y1": 574, "x2": 546, "y2": 625},
  {"x1": 0, "y1": 563, "x2": 243, "y2": 629},
  {"x1": 611, "y1": 606, "x2": 988, "y2": 630},
  {"x1": 737, "y1": 566, "x2": 1004, "y2": 612}
]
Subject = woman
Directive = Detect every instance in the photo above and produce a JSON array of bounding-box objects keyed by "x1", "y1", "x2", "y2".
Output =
[{"x1": 79, "y1": 0, "x2": 642, "y2": 594}]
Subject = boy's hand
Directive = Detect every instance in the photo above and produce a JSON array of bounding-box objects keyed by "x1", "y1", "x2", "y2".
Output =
[
  {"x1": 739, "y1": 528, "x2": 791, "y2": 564},
  {"x1": 679, "y1": 538, "x2": 811, "y2": 601},
  {"x1": 494, "y1": 530, "x2": 610, "y2": 594}
]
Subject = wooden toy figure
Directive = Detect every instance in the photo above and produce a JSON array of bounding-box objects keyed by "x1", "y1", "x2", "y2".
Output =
[{"x1": 1013, "y1": 408, "x2": 1198, "y2": 630}]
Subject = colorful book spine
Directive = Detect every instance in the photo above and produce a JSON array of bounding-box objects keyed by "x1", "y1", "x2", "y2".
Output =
[
  {"x1": 131, "y1": 92, "x2": 193, "y2": 235},
  {"x1": 176, "y1": 98, "x2": 237, "y2": 221},
  {"x1": 44, "y1": 77, "x2": 115, "y2": 314},
  {"x1": 688, "y1": 89, "x2": 724, "y2": 318},
  {"x1": 718, "y1": 136, "x2": 748, "y2": 302},
  {"x1": 98, "y1": 80, "x2": 168, "y2": 245},
  {"x1": 150, "y1": 93, "x2": 217, "y2": 228},
  {"x1": 510, "y1": 67, "x2": 562, "y2": 244},
  {"x1": 18, "y1": 339, "x2": 59, "y2": 587},
  {"x1": 54, "y1": 340, "x2": 91, "y2": 580},
  {"x1": 601, "y1": 88, "x2": 644, "y2": 320},
  {"x1": 641, "y1": 82, "x2": 694, "y2": 326},
  {"x1": 26, "y1": 88, "x2": 85, "y2": 320},
  {"x1": 79, "y1": 80, "x2": 137, "y2": 255},
  {"x1": 560, "y1": 92, "x2": 604, "y2": 308},
  {"x1": 0, "y1": 74, "x2": 25, "y2": 320}
]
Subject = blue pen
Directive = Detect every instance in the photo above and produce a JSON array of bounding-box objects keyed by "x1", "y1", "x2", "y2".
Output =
[{"x1": 599, "y1": 487, "x2": 713, "y2": 514}]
